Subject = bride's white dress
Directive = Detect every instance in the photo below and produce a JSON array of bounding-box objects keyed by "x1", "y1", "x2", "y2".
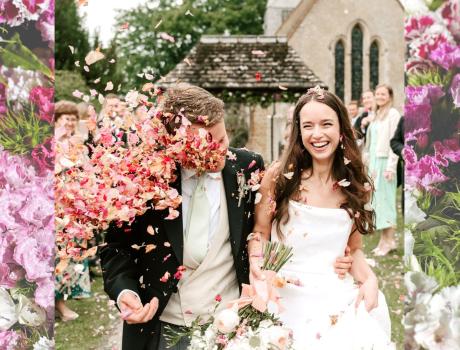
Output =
[{"x1": 271, "y1": 200, "x2": 394, "y2": 350}]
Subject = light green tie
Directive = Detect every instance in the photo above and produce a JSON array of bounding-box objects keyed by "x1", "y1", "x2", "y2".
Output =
[{"x1": 185, "y1": 175, "x2": 210, "y2": 264}]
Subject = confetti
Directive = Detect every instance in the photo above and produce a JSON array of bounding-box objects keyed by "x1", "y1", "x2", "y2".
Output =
[
  {"x1": 278, "y1": 84, "x2": 288, "y2": 90},
  {"x1": 364, "y1": 182, "x2": 372, "y2": 192},
  {"x1": 337, "y1": 179, "x2": 351, "y2": 187},
  {"x1": 344, "y1": 157, "x2": 351, "y2": 165},
  {"x1": 74, "y1": 61, "x2": 80, "y2": 67},
  {"x1": 248, "y1": 160, "x2": 256, "y2": 169},
  {"x1": 164, "y1": 242, "x2": 171, "y2": 247},
  {"x1": 154, "y1": 19, "x2": 163, "y2": 29},
  {"x1": 145, "y1": 73, "x2": 154, "y2": 80},
  {"x1": 69, "y1": 45, "x2": 75, "y2": 54},
  {"x1": 131, "y1": 244, "x2": 142, "y2": 250},
  {"x1": 120, "y1": 22, "x2": 129, "y2": 30},
  {"x1": 255, "y1": 72, "x2": 262, "y2": 81},
  {"x1": 159, "y1": 271, "x2": 170, "y2": 282},
  {"x1": 109, "y1": 59, "x2": 116, "y2": 64},
  {"x1": 72, "y1": 90, "x2": 84, "y2": 99},
  {"x1": 163, "y1": 254, "x2": 171, "y2": 262},
  {"x1": 85, "y1": 49, "x2": 105, "y2": 65},
  {"x1": 165, "y1": 208, "x2": 179, "y2": 220},
  {"x1": 283, "y1": 172, "x2": 294, "y2": 180},
  {"x1": 145, "y1": 244, "x2": 156, "y2": 253},
  {"x1": 227, "y1": 151, "x2": 237, "y2": 161},
  {"x1": 83, "y1": 65, "x2": 90, "y2": 72},
  {"x1": 364, "y1": 202, "x2": 373, "y2": 211},
  {"x1": 93, "y1": 77, "x2": 101, "y2": 84},
  {"x1": 254, "y1": 192, "x2": 262, "y2": 204},
  {"x1": 159, "y1": 32, "x2": 175, "y2": 43},
  {"x1": 185, "y1": 9, "x2": 193, "y2": 16},
  {"x1": 142, "y1": 83, "x2": 155, "y2": 92},
  {"x1": 147, "y1": 225, "x2": 155, "y2": 235},
  {"x1": 105, "y1": 82, "x2": 114, "y2": 91},
  {"x1": 184, "y1": 58, "x2": 192, "y2": 66},
  {"x1": 98, "y1": 94, "x2": 105, "y2": 105},
  {"x1": 251, "y1": 50, "x2": 266, "y2": 56},
  {"x1": 215, "y1": 294, "x2": 222, "y2": 302}
]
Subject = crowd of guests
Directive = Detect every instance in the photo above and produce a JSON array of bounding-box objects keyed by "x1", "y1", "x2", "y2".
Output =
[{"x1": 54, "y1": 94, "x2": 128, "y2": 321}]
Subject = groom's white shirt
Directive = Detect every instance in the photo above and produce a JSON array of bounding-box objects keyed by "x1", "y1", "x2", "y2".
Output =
[{"x1": 116, "y1": 168, "x2": 223, "y2": 308}]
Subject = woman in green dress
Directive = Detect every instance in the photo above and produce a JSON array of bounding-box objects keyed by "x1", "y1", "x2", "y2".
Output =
[{"x1": 363, "y1": 84, "x2": 401, "y2": 256}]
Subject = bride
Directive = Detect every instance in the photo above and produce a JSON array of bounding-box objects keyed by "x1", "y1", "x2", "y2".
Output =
[{"x1": 248, "y1": 87, "x2": 394, "y2": 349}]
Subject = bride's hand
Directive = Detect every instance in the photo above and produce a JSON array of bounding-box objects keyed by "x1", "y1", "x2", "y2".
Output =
[
  {"x1": 355, "y1": 276, "x2": 379, "y2": 312},
  {"x1": 249, "y1": 253, "x2": 266, "y2": 283}
]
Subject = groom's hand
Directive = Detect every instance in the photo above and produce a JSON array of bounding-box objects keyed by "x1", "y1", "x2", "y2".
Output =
[
  {"x1": 334, "y1": 246, "x2": 353, "y2": 279},
  {"x1": 119, "y1": 292, "x2": 159, "y2": 324}
]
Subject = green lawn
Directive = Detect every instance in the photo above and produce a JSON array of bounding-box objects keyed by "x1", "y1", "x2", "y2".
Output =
[
  {"x1": 362, "y1": 194, "x2": 404, "y2": 349},
  {"x1": 55, "y1": 277, "x2": 122, "y2": 350}
]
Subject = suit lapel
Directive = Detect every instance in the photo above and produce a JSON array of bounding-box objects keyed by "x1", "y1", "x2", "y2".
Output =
[
  {"x1": 163, "y1": 167, "x2": 184, "y2": 265},
  {"x1": 222, "y1": 158, "x2": 245, "y2": 258}
]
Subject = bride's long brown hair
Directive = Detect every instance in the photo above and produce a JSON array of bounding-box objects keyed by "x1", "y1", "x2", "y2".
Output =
[{"x1": 273, "y1": 88, "x2": 375, "y2": 238}]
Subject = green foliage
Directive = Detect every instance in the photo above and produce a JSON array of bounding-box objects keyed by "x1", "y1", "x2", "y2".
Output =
[
  {"x1": 217, "y1": 90, "x2": 301, "y2": 108},
  {"x1": 407, "y1": 68, "x2": 447, "y2": 87},
  {"x1": 0, "y1": 104, "x2": 52, "y2": 155},
  {"x1": 55, "y1": 0, "x2": 91, "y2": 71},
  {"x1": 0, "y1": 33, "x2": 52, "y2": 79},
  {"x1": 55, "y1": 70, "x2": 89, "y2": 102},
  {"x1": 114, "y1": 0, "x2": 267, "y2": 91},
  {"x1": 428, "y1": 0, "x2": 447, "y2": 11},
  {"x1": 80, "y1": 35, "x2": 124, "y2": 95}
]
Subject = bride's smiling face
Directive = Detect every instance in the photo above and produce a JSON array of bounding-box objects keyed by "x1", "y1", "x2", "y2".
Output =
[{"x1": 299, "y1": 100, "x2": 341, "y2": 163}]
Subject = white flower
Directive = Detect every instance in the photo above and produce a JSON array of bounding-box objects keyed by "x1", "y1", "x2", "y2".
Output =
[
  {"x1": 16, "y1": 295, "x2": 46, "y2": 327},
  {"x1": 400, "y1": 0, "x2": 429, "y2": 14},
  {"x1": 404, "y1": 229, "x2": 415, "y2": 266},
  {"x1": 260, "y1": 326, "x2": 291, "y2": 350},
  {"x1": 213, "y1": 306, "x2": 240, "y2": 334},
  {"x1": 405, "y1": 191, "x2": 426, "y2": 225},
  {"x1": 0, "y1": 287, "x2": 18, "y2": 330},
  {"x1": 33, "y1": 337, "x2": 55, "y2": 350}
]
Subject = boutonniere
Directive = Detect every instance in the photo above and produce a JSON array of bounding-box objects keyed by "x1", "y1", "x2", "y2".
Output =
[{"x1": 236, "y1": 168, "x2": 264, "y2": 207}]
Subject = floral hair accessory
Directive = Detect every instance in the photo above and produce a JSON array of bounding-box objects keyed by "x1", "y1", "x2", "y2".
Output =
[{"x1": 306, "y1": 85, "x2": 325, "y2": 101}]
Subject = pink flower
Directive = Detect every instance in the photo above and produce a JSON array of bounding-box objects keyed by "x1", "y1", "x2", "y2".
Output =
[
  {"x1": 451, "y1": 73, "x2": 460, "y2": 108},
  {"x1": 31, "y1": 137, "x2": 54, "y2": 176},
  {"x1": 29, "y1": 86, "x2": 54, "y2": 123},
  {"x1": 0, "y1": 83, "x2": 6, "y2": 115},
  {"x1": 0, "y1": 330, "x2": 21, "y2": 350},
  {"x1": 34, "y1": 279, "x2": 54, "y2": 310},
  {"x1": 14, "y1": 236, "x2": 53, "y2": 281}
]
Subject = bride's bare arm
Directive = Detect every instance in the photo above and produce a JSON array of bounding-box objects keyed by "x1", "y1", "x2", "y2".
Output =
[
  {"x1": 248, "y1": 166, "x2": 277, "y2": 281},
  {"x1": 348, "y1": 230, "x2": 379, "y2": 311}
]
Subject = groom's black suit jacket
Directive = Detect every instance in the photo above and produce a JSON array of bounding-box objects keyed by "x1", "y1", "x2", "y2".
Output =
[{"x1": 100, "y1": 147, "x2": 264, "y2": 349}]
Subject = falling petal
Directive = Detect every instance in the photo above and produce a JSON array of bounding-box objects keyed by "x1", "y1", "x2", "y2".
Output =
[
  {"x1": 120, "y1": 22, "x2": 129, "y2": 30},
  {"x1": 185, "y1": 9, "x2": 193, "y2": 16},
  {"x1": 145, "y1": 73, "x2": 154, "y2": 80},
  {"x1": 283, "y1": 172, "x2": 294, "y2": 180},
  {"x1": 109, "y1": 59, "x2": 116, "y2": 64},
  {"x1": 184, "y1": 58, "x2": 192, "y2": 66},
  {"x1": 337, "y1": 179, "x2": 351, "y2": 187},
  {"x1": 72, "y1": 90, "x2": 84, "y2": 99},
  {"x1": 254, "y1": 192, "x2": 262, "y2": 204},
  {"x1": 278, "y1": 84, "x2": 288, "y2": 90},
  {"x1": 94, "y1": 77, "x2": 101, "y2": 84},
  {"x1": 251, "y1": 50, "x2": 266, "y2": 56},
  {"x1": 98, "y1": 94, "x2": 105, "y2": 105},
  {"x1": 344, "y1": 157, "x2": 351, "y2": 165},
  {"x1": 145, "y1": 244, "x2": 156, "y2": 253},
  {"x1": 105, "y1": 82, "x2": 114, "y2": 91},
  {"x1": 69, "y1": 45, "x2": 75, "y2": 54},
  {"x1": 75, "y1": 61, "x2": 80, "y2": 67},
  {"x1": 147, "y1": 225, "x2": 155, "y2": 235},
  {"x1": 85, "y1": 50, "x2": 105, "y2": 65},
  {"x1": 154, "y1": 19, "x2": 163, "y2": 29},
  {"x1": 159, "y1": 32, "x2": 175, "y2": 43}
]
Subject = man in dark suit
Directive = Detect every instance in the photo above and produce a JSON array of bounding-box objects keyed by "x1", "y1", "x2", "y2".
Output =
[{"x1": 100, "y1": 84, "x2": 353, "y2": 350}]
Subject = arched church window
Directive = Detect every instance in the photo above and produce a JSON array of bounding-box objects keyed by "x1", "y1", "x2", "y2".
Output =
[
  {"x1": 334, "y1": 40, "x2": 345, "y2": 102},
  {"x1": 370, "y1": 40, "x2": 379, "y2": 90},
  {"x1": 351, "y1": 24, "x2": 363, "y2": 100}
]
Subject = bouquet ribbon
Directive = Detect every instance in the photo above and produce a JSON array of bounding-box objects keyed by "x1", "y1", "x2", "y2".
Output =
[{"x1": 228, "y1": 270, "x2": 284, "y2": 313}]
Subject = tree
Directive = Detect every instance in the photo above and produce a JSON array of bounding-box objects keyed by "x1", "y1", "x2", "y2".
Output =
[
  {"x1": 55, "y1": 70, "x2": 88, "y2": 102},
  {"x1": 55, "y1": 0, "x2": 90, "y2": 71},
  {"x1": 114, "y1": 0, "x2": 267, "y2": 91}
]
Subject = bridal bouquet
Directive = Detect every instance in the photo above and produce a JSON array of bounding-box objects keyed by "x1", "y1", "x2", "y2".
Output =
[
  {"x1": 0, "y1": 0, "x2": 55, "y2": 348},
  {"x1": 165, "y1": 241, "x2": 294, "y2": 350},
  {"x1": 403, "y1": 0, "x2": 460, "y2": 348},
  {"x1": 55, "y1": 86, "x2": 227, "y2": 261}
]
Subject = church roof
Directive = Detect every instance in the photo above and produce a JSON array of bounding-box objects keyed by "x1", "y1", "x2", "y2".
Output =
[{"x1": 160, "y1": 35, "x2": 326, "y2": 91}]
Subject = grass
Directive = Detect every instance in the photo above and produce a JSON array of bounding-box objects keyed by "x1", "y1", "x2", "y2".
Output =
[
  {"x1": 362, "y1": 191, "x2": 405, "y2": 349},
  {"x1": 55, "y1": 277, "x2": 122, "y2": 350}
]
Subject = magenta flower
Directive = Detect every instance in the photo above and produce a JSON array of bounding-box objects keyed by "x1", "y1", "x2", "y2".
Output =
[
  {"x1": 0, "y1": 83, "x2": 6, "y2": 115},
  {"x1": 440, "y1": 0, "x2": 460, "y2": 41},
  {"x1": 29, "y1": 86, "x2": 54, "y2": 123},
  {"x1": 30, "y1": 137, "x2": 54, "y2": 176},
  {"x1": 429, "y1": 42, "x2": 460, "y2": 70}
]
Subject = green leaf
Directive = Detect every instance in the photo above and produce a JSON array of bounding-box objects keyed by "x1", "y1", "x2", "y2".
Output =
[{"x1": 0, "y1": 33, "x2": 52, "y2": 79}]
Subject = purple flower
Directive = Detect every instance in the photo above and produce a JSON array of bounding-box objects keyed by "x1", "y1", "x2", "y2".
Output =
[
  {"x1": 13, "y1": 236, "x2": 52, "y2": 281},
  {"x1": 440, "y1": 0, "x2": 460, "y2": 41},
  {"x1": 434, "y1": 138, "x2": 460, "y2": 164},
  {"x1": 0, "y1": 330, "x2": 21, "y2": 350},
  {"x1": 429, "y1": 42, "x2": 460, "y2": 70},
  {"x1": 404, "y1": 85, "x2": 445, "y2": 134},
  {"x1": 451, "y1": 73, "x2": 460, "y2": 108},
  {"x1": 34, "y1": 279, "x2": 54, "y2": 310}
]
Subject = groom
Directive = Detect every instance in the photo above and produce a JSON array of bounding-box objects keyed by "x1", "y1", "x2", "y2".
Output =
[{"x1": 100, "y1": 84, "x2": 353, "y2": 350}]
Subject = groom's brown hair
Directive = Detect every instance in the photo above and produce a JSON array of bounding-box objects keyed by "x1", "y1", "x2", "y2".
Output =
[{"x1": 161, "y1": 83, "x2": 224, "y2": 126}]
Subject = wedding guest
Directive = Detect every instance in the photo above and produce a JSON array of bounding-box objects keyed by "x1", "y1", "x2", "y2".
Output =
[
  {"x1": 354, "y1": 90, "x2": 376, "y2": 144},
  {"x1": 54, "y1": 100, "x2": 92, "y2": 321},
  {"x1": 363, "y1": 84, "x2": 401, "y2": 256},
  {"x1": 346, "y1": 100, "x2": 360, "y2": 127},
  {"x1": 390, "y1": 117, "x2": 404, "y2": 211},
  {"x1": 76, "y1": 101, "x2": 97, "y2": 141}
]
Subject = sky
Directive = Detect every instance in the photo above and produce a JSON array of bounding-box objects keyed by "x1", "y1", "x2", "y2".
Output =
[{"x1": 78, "y1": 0, "x2": 148, "y2": 46}]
